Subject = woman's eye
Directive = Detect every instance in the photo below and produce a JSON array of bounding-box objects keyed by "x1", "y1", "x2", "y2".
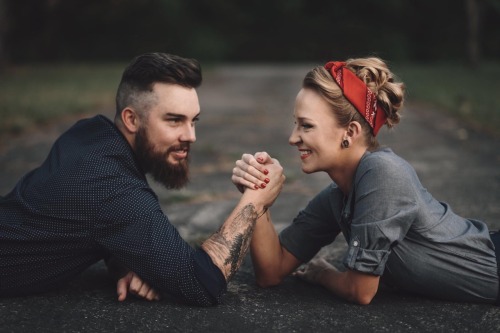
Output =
[{"x1": 301, "y1": 123, "x2": 313, "y2": 129}]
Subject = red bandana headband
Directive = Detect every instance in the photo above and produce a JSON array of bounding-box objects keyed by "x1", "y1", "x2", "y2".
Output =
[{"x1": 324, "y1": 61, "x2": 387, "y2": 136}]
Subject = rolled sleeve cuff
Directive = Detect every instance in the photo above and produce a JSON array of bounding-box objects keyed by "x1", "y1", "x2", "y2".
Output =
[{"x1": 343, "y1": 236, "x2": 391, "y2": 276}]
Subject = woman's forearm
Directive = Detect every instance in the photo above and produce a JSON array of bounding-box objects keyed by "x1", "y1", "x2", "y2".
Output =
[
  {"x1": 250, "y1": 210, "x2": 300, "y2": 287},
  {"x1": 317, "y1": 265, "x2": 380, "y2": 305}
]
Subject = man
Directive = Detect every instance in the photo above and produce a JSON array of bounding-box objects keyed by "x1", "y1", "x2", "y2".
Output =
[{"x1": 0, "y1": 52, "x2": 285, "y2": 306}]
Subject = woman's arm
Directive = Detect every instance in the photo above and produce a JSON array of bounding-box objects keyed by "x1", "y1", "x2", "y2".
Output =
[
  {"x1": 232, "y1": 152, "x2": 302, "y2": 286},
  {"x1": 295, "y1": 258, "x2": 380, "y2": 305},
  {"x1": 250, "y1": 210, "x2": 302, "y2": 287}
]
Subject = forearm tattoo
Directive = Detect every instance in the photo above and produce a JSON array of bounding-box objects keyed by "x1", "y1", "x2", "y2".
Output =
[{"x1": 202, "y1": 204, "x2": 258, "y2": 281}]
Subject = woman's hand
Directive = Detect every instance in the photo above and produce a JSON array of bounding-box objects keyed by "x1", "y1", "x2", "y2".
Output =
[
  {"x1": 293, "y1": 258, "x2": 334, "y2": 285},
  {"x1": 232, "y1": 152, "x2": 275, "y2": 193},
  {"x1": 116, "y1": 271, "x2": 161, "y2": 302}
]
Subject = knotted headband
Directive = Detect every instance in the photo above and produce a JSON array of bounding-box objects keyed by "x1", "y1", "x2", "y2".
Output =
[{"x1": 325, "y1": 61, "x2": 387, "y2": 136}]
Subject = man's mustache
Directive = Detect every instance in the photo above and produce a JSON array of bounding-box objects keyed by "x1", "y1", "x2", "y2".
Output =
[{"x1": 166, "y1": 143, "x2": 191, "y2": 154}]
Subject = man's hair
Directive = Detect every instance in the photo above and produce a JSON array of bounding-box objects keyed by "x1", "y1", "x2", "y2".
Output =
[{"x1": 115, "y1": 52, "x2": 202, "y2": 119}]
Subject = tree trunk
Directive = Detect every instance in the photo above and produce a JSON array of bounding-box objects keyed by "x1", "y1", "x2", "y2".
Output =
[
  {"x1": 465, "y1": 0, "x2": 480, "y2": 67},
  {"x1": 0, "y1": 0, "x2": 7, "y2": 69}
]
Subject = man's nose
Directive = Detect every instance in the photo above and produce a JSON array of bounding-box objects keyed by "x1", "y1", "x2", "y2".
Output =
[{"x1": 181, "y1": 124, "x2": 196, "y2": 143}]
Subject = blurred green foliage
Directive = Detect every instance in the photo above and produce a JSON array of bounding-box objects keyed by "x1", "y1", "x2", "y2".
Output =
[
  {"x1": 396, "y1": 62, "x2": 500, "y2": 136},
  {"x1": 1, "y1": 1, "x2": 499, "y2": 137},
  {"x1": 0, "y1": 64, "x2": 123, "y2": 133},
  {"x1": 1, "y1": 63, "x2": 499, "y2": 137},
  {"x1": 2, "y1": 0, "x2": 500, "y2": 64}
]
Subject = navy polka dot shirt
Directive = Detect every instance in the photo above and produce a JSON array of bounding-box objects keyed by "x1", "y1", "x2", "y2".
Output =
[{"x1": 0, "y1": 115, "x2": 225, "y2": 306}]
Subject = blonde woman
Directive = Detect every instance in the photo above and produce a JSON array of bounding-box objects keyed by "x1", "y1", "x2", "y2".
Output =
[{"x1": 232, "y1": 58, "x2": 499, "y2": 305}]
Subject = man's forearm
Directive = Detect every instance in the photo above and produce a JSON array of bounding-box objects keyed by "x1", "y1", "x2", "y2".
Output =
[{"x1": 201, "y1": 203, "x2": 259, "y2": 281}]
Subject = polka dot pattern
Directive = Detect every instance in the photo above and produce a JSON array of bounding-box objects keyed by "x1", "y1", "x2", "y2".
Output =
[{"x1": 0, "y1": 115, "x2": 218, "y2": 305}]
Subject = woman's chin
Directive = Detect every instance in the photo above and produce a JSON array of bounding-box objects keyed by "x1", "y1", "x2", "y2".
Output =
[{"x1": 301, "y1": 166, "x2": 317, "y2": 174}]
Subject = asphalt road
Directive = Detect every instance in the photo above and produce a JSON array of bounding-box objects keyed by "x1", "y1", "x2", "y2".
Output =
[{"x1": 1, "y1": 64, "x2": 499, "y2": 332}]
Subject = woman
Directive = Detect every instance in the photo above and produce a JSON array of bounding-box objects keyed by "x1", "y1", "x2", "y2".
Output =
[{"x1": 232, "y1": 58, "x2": 500, "y2": 305}]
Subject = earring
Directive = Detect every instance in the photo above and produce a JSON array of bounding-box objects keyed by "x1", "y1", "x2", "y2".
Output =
[{"x1": 342, "y1": 139, "x2": 350, "y2": 148}]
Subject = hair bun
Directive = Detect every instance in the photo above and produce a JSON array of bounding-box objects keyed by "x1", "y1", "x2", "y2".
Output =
[{"x1": 346, "y1": 57, "x2": 405, "y2": 128}]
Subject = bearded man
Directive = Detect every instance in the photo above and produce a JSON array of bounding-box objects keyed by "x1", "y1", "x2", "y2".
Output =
[{"x1": 0, "y1": 53, "x2": 285, "y2": 306}]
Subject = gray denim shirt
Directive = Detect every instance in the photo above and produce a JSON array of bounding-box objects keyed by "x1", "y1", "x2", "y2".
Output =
[{"x1": 280, "y1": 148, "x2": 498, "y2": 303}]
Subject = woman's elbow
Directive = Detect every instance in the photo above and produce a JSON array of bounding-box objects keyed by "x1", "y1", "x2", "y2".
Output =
[
  {"x1": 351, "y1": 293, "x2": 375, "y2": 305},
  {"x1": 347, "y1": 289, "x2": 377, "y2": 305}
]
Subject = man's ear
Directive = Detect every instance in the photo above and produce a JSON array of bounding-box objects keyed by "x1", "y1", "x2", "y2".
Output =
[{"x1": 120, "y1": 108, "x2": 141, "y2": 134}]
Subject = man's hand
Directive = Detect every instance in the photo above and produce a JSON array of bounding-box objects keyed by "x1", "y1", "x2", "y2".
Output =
[{"x1": 116, "y1": 271, "x2": 161, "y2": 302}]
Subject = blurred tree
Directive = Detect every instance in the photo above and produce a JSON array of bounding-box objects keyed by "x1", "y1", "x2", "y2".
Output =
[
  {"x1": 3, "y1": 0, "x2": 500, "y2": 64},
  {"x1": 0, "y1": 0, "x2": 6, "y2": 68},
  {"x1": 466, "y1": 0, "x2": 480, "y2": 67}
]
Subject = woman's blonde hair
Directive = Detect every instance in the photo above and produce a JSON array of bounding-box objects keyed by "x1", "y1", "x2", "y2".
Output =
[{"x1": 303, "y1": 57, "x2": 405, "y2": 149}]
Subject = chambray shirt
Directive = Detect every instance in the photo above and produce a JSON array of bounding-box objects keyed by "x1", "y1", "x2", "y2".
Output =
[
  {"x1": 0, "y1": 115, "x2": 225, "y2": 306},
  {"x1": 280, "y1": 148, "x2": 499, "y2": 303}
]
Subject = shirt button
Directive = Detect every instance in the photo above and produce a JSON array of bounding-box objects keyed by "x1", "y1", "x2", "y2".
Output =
[{"x1": 353, "y1": 241, "x2": 359, "y2": 247}]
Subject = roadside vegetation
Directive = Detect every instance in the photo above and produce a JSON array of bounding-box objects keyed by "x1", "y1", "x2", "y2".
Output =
[
  {"x1": 394, "y1": 62, "x2": 500, "y2": 137},
  {"x1": 0, "y1": 63, "x2": 123, "y2": 135},
  {"x1": 1, "y1": 62, "x2": 499, "y2": 137}
]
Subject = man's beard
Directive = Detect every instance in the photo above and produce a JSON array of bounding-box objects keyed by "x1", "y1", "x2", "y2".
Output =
[{"x1": 134, "y1": 126, "x2": 190, "y2": 189}]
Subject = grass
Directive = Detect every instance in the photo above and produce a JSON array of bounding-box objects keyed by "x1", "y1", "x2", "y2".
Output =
[
  {"x1": 1, "y1": 62, "x2": 499, "y2": 137},
  {"x1": 0, "y1": 63, "x2": 124, "y2": 134},
  {"x1": 393, "y1": 62, "x2": 500, "y2": 137}
]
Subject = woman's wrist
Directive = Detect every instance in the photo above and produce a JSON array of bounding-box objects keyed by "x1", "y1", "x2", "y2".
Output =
[{"x1": 257, "y1": 207, "x2": 268, "y2": 219}]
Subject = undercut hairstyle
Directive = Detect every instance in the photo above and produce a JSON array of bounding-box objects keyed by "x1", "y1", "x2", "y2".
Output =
[{"x1": 115, "y1": 52, "x2": 202, "y2": 120}]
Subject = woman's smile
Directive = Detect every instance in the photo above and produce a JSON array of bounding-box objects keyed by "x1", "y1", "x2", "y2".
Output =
[{"x1": 299, "y1": 149, "x2": 312, "y2": 160}]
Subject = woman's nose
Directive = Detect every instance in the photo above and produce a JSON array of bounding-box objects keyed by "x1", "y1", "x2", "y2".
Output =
[{"x1": 288, "y1": 127, "x2": 300, "y2": 146}]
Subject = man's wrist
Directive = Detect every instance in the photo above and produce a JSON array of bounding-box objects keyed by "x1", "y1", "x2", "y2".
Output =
[{"x1": 241, "y1": 192, "x2": 265, "y2": 216}]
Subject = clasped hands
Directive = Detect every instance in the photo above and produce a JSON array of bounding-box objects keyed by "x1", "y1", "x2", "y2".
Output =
[{"x1": 231, "y1": 151, "x2": 282, "y2": 194}]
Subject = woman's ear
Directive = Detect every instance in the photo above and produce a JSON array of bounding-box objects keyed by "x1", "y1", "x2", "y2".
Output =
[
  {"x1": 347, "y1": 121, "x2": 363, "y2": 139},
  {"x1": 120, "y1": 108, "x2": 140, "y2": 134}
]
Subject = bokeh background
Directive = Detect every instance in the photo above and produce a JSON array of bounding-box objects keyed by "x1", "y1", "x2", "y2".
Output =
[
  {"x1": 2, "y1": 0, "x2": 500, "y2": 64},
  {"x1": 0, "y1": 0, "x2": 499, "y2": 136}
]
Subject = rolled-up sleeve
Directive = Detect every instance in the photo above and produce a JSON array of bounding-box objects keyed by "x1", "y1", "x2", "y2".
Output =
[{"x1": 343, "y1": 153, "x2": 418, "y2": 275}]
